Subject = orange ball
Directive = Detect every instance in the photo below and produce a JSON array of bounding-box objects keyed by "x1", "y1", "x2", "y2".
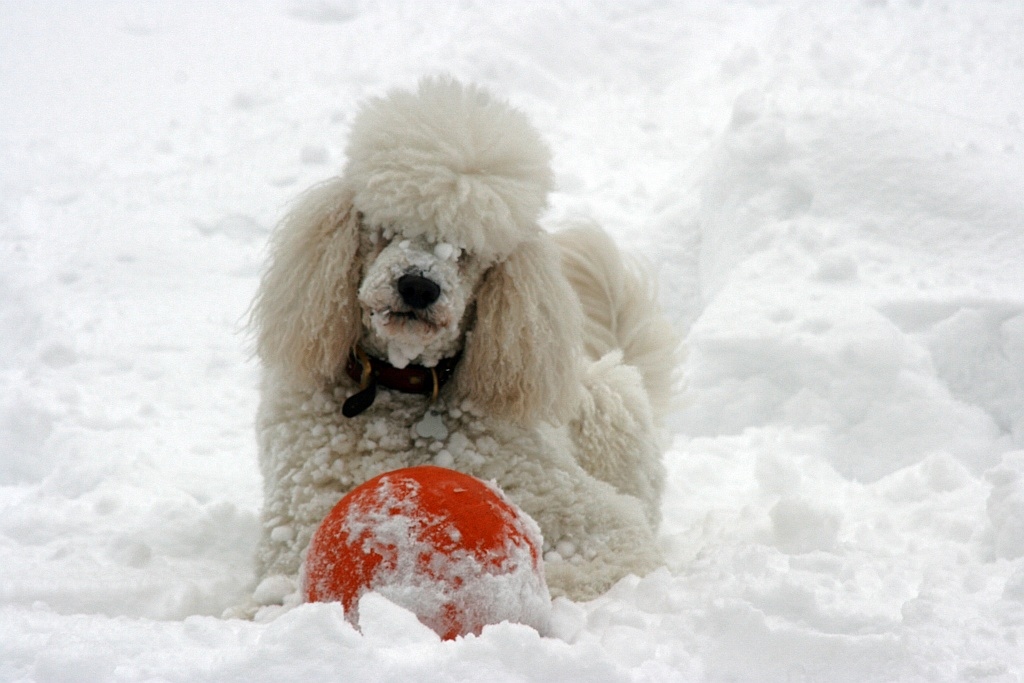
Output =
[{"x1": 303, "y1": 466, "x2": 551, "y2": 640}]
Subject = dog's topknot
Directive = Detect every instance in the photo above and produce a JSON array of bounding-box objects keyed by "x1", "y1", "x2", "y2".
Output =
[{"x1": 343, "y1": 77, "x2": 553, "y2": 263}]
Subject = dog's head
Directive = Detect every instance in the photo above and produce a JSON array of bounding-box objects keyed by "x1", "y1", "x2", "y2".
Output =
[{"x1": 252, "y1": 78, "x2": 582, "y2": 425}]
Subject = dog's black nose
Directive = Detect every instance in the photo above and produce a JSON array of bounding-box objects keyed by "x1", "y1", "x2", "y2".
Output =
[{"x1": 397, "y1": 274, "x2": 441, "y2": 309}]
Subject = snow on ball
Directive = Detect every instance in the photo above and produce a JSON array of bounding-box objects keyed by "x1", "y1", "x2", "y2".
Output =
[{"x1": 303, "y1": 465, "x2": 551, "y2": 640}]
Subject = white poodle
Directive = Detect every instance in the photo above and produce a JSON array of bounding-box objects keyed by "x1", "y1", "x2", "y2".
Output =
[{"x1": 244, "y1": 77, "x2": 677, "y2": 617}]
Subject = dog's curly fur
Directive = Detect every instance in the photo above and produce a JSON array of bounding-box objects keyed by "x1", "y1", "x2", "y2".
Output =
[{"x1": 242, "y1": 78, "x2": 678, "y2": 617}]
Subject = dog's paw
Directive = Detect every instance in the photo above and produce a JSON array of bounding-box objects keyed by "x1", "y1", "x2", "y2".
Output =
[
  {"x1": 221, "y1": 599, "x2": 260, "y2": 621},
  {"x1": 253, "y1": 574, "x2": 298, "y2": 605},
  {"x1": 222, "y1": 574, "x2": 304, "y2": 622}
]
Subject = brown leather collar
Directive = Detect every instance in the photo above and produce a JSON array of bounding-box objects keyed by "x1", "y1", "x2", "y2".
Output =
[{"x1": 342, "y1": 347, "x2": 460, "y2": 417}]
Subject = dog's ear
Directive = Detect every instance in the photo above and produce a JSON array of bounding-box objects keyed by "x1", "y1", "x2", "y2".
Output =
[
  {"x1": 451, "y1": 235, "x2": 583, "y2": 426},
  {"x1": 251, "y1": 177, "x2": 361, "y2": 386}
]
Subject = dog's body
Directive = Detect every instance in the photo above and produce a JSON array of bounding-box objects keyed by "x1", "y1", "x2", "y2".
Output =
[{"x1": 245, "y1": 79, "x2": 677, "y2": 615}]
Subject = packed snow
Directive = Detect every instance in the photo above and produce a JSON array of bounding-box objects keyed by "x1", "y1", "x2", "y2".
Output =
[{"x1": 2, "y1": 1, "x2": 1023, "y2": 681}]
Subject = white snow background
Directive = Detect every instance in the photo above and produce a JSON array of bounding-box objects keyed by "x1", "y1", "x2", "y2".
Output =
[{"x1": 2, "y1": 1, "x2": 1024, "y2": 681}]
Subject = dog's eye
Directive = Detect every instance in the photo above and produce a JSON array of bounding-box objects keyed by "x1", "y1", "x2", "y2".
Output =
[
  {"x1": 362, "y1": 228, "x2": 391, "y2": 259},
  {"x1": 432, "y1": 243, "x2": 458, "y2": 261},
  {"x1": 374, "y1": 227, "x2": 398, "y2": 247}
]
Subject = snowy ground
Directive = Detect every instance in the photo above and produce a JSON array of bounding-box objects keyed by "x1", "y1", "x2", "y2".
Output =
[{"x1": 2, "y1": 1, "x2": 1024, "y2": 681}]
